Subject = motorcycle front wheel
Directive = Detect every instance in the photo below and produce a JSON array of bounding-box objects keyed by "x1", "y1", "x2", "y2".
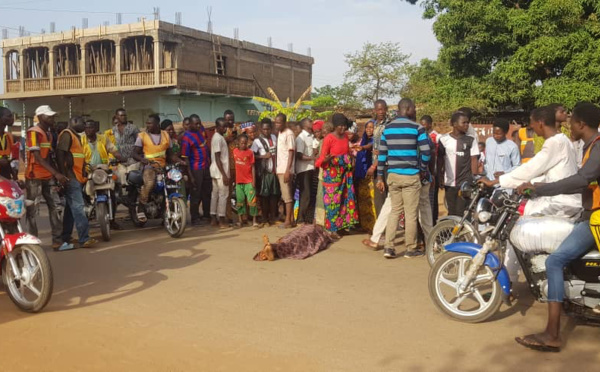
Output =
[
  {"x1": 429, "y1": 252, "x2": 502, "y2": 323},
  {"x1": 2, "y1": 244, "x2": 53, "y2": 313},
  {"x1": 426, "y1": 220, "x2": 480, "y2": 267},
  {"x1": 165, "y1": 197, "x2": 186, "y2": 238},
  {"x1": 97, "y1": 202, "x2": 111, "y2": 241}
]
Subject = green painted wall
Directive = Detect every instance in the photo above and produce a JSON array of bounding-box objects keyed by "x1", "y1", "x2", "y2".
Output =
[{"x1": 4, "y1": 88, "x2": 262, "y2": 131}]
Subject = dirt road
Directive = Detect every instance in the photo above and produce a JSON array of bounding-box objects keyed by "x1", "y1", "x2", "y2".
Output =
[{"x1": 0, "y1": 216, "x2": 599, "y2": 371}]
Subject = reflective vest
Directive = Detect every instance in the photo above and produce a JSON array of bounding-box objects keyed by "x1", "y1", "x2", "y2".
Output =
[
  {"x1": 0, "y1": 132, "x2": 14, "y2": 159},
  {"x1": 139, "y1": 130, "x2": 170, "y2": 167},
  {"x1": 519, "y1": 127, "x2": 535, "y2": 163},
  {"x1": 59, "y1": 129, "x2": 86, "y2": 184},
  {"x1": 26, "y1": 125, "x2": 53, "y2": 180},
  {"x1": 582, "y1": 136, "x2": 600, "y2": 211},
  {"x1": 81, "y1": 133, "x2": 109, "y2": 165},
  {"x1": 104, "y1": 128, "x2": 116, "y2": 146}
]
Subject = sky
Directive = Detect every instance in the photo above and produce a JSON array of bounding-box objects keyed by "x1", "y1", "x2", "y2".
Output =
[{"x1": 0, "y1": 0, "x2": 440, "y2": 94}]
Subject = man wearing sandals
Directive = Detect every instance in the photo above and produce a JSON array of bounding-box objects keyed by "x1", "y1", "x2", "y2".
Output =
[{"x1": 516, "y1": 102, "x2": 600, "y2": 352}]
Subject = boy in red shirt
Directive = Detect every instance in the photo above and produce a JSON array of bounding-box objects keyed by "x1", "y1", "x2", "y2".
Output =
[{"x1": 233, "y1": 134, "x2": 258, "y2": 227}]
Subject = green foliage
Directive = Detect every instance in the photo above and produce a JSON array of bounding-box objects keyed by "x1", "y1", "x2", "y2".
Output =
[
  {"x1": 404, "y1": 0, "x2": 600, "y2": 110},
  {"x1": 254, "y1": 86, "x2": 331, "y2": 121},
  {"x1": 402, "y1": 59, "x2": 489, "y2": 121},
  {"x1": 343, "y1": 42, "x2": 410, "y2": 104},
  {"x1": 312, "y1": 83, "x2": 363, "y2": 110}
]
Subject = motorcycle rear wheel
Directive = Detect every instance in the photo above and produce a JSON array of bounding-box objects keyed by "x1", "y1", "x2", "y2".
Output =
[
  {"x1": 165, "y1": 197, "x2": 186, "y2": 238},
  {"x1": 97, "y1": 202, "x2": 111, "y2": 241},
  {"x1": 2, "y1": 244, "x2": 53, "y2": 313},
  {"x1": 429, "y1": 252, "x2": 502, "y2": 323},
  {"x1": 426, "y1": 220, "x2": 479, "y2": 267}
]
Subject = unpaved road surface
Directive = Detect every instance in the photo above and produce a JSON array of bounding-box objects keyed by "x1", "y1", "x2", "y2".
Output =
[{"x1": 1, "y1": 213, "x2": 599, "y2": 371}]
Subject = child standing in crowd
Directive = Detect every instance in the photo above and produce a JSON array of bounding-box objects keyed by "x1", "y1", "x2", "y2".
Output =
[
  {"x1": 233, "y1": 135, "x2": 259, "y2": 227},
  {"x1": 437, "y1": 111, "x2": 480, "y2": 216}
]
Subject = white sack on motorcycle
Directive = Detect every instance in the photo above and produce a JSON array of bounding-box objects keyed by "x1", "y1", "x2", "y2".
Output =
[{"x1": 510, "y1": 217, "x2": 574, "y2": 254}]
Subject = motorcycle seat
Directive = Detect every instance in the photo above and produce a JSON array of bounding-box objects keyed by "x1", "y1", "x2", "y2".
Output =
[{"x1": 582, "y1": 250, "x2": 600, "y2": 260}]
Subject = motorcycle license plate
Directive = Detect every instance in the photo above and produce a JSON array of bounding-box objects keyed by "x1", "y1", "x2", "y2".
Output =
[{"x1": 96, "y1": 194, "x2": 108, "y2": 202}]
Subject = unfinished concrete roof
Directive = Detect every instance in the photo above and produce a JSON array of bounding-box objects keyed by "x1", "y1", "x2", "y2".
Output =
[{"x1": 1, "y1": 20, "x2": 314, "y2": 65}]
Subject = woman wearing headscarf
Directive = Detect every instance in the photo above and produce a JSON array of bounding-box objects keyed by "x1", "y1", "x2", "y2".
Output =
[
  {"x1": 354, "y1": 120, "x2": 376, "y2": 233},
  {"x1": 315, "y1": 113, "x2": 359, "y2": 238}
]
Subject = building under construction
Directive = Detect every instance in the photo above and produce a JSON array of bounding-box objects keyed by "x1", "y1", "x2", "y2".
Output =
[{"x1": 1, "y1": 19, "x2": 314, "y2": 128}]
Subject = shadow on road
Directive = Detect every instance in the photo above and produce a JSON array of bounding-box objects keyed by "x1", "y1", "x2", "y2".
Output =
[{"x1": 0, "y1": 221, "x2": 236, "y2": 320}]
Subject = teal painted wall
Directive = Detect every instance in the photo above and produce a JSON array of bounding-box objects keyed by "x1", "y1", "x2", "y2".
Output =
[{"x1": 4, "y1": 89, "x2": 262, "y2": 132}]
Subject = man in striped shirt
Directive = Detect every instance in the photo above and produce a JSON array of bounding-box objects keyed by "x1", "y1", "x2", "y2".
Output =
[
  {"x1": 376, "y1": 99, "x2": 431, "y2": 259},
  {"x1": 183, "y1": 114, "x2": 212, "y2": 225}
]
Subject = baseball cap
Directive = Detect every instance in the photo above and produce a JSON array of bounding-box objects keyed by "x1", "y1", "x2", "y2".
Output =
[{"x1": 35, "y1": 105, "x2": 57, "y2": 117}]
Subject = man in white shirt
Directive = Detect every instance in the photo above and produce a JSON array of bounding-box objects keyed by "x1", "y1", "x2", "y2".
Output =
[
  {"x1": 295, "y1": 118, "x2": 316, "y2": 224},
  {"x1": 251, "y1": 118, "x2": 280, "y2": 225},
  {"x1": 481, "y1": 106, "x2": 582, "y2": 218},
  {"x1": 275, "y1": 113, "x2": 296, "y2": 228},
  {"x1": 210, "y1": 118, "x2": 231, "y2": 228}
]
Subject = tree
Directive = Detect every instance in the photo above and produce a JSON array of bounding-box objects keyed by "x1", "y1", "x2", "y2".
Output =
[
  {"x1": 402, "y1": 59, "x2": 489, "y2": 121},
  {"x1": 404, "y1": 0, "x2": 600, "y2": 109},
  {"x1": 254, "y1": 86, "x2": 331, "y2": 121},
  {"x1": 343, "y1": 42, "x2": 410, "y2": 104},
  {"x1": 312, "y1": 83, "x2": 363, "y2": 110}
]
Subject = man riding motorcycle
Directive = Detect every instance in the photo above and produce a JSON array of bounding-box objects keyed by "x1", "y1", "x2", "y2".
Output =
[
  {"x1": 515, "y1": 102, "x2": 600, "y2": 352},
  {"x1": 132, "y1": 114, "x2": 186, "y2": 221},
  {"x1": 480, "y1": 106, "x2": 582, "y2": 219},
  {"x1": 81, "y1": 120, "x2": 123, "y2": 229}
]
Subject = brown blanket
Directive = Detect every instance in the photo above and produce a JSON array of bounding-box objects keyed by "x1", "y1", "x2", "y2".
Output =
[{"x1": 254, "y1": 224, "x2": 335, "y2": 261}]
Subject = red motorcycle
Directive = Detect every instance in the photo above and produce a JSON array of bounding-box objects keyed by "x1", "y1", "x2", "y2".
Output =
[{"x1": 0, "y1": 179, "x2": 53, "y2": 312}]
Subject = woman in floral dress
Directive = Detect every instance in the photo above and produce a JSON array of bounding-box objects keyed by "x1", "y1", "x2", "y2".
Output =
[{"x1": 315, "y1": 113, "x2": 359, "y2": 238}]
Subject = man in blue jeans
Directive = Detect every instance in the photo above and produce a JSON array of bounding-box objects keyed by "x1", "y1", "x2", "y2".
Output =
[
  {"x1": 56, "y1": 116, "x2": 97, "y2": 250},
  {"x1": 516, "y1": 102, "x2": 600, "y2": 352}
]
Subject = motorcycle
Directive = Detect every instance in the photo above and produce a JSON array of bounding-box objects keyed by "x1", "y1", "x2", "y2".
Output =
[
  {"x1": 84, "y1": 160, "x2": 118, "y2": 241},
  {"x1": 428, "y1": 189, "x2": 600, "y2": 324},
  {"x1": 126, "y1": 162, "x2": 187, "y2": 238},
  {"x1": 0, "y1": 179, "x2": 53, "y2": 312},
  {"x1": 426, "y1": 179, "x2": 494, "y2": 266}
]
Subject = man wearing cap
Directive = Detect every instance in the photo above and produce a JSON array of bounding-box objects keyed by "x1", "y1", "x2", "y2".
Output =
[
  {"x1": 56, "y1": 116, "x2": 97, "y2": 250},
  {"x1": 25, "y1": 105, "x2": 68, "y2": 249}
]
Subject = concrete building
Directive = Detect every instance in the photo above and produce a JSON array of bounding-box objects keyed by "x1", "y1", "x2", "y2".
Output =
[{"x1": 1, "y1": 19, "x2": 314, "y2": 129}]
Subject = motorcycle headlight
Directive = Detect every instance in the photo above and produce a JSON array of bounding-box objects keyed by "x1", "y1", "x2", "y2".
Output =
[
  {"x1": 92, "y1": 169, "x2": 108, "y2": 185},
  {"x1": 167, "y1": 169, "x2": 183, "y2": 182},
  {"x1": 458, "y1": 181, "x2": 474, "y2": 200},
  {"x1": 475, "y1": 198, "x2": 494, "y2": 223},
  {"x1": 0, "y1": 196, "x2": 25, "y2": 219}
]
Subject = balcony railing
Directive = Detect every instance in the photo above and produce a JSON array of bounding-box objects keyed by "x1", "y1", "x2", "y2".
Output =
[
  {"x1": 24, "y1": 78, "x2": 50, "y2": 92},
  {"x1": 6, "y1": 80, "x2": 21, "y2": 93},
  {"x1": 121, "y1": 70, "x2": 155, "y2": 86},
  {"x1": 3, "y1": 69, "x2": 256, "y2": 97},
  {"x1": 160, "y1": 69, "x2": 177, "y2": 85},
  {"x1": 54, "y1": 76, "x2": 82, "y2": 90},
  {"x1": 86, "y1": 73, "x2": 117, "y2": 89}
]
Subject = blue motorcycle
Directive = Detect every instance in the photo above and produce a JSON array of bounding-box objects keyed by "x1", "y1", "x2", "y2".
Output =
[
  {"x1": 429, "y1": 189, "x2": 600, "y2": 324},
  {"x1": 126, "y1": 162, "x2": 187, "y2": 238}
]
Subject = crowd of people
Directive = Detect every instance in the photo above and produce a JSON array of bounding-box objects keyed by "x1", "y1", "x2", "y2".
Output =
[{"x1": 3, "y1": 95, "x2": 600, "y2": 352}]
